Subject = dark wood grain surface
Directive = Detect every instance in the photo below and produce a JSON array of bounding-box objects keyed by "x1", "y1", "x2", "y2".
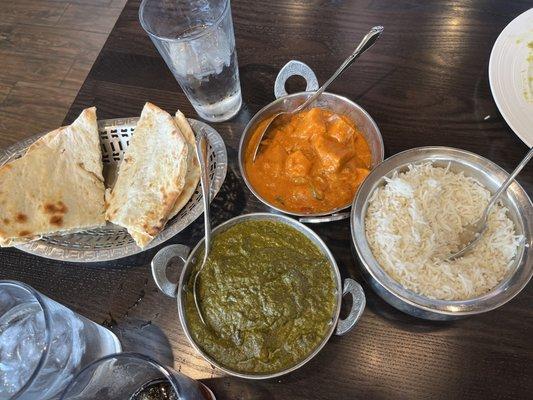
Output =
[
  {"x1": 1, "y1": 1, "x2": 533, "y2": 399},
  {"x1": 0, "y1": 0, "x2": 127, "y2": 147}
]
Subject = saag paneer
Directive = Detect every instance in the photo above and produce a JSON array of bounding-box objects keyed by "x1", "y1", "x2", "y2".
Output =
[{"x1": 184, "y1": 220, "x2": 337, "y2": 374}]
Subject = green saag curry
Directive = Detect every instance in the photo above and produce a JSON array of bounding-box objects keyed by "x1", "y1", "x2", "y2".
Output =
[{"x1": 184, "y1": 220, "x2": 337, "y2": 374}]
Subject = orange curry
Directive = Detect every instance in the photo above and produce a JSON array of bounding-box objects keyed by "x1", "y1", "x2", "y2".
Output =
[{"x1": 244, "y1": 108, "x2": 372, "y2": 214}]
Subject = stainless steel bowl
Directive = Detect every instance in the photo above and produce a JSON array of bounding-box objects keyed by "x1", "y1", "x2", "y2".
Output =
[
  {"x1": 151, "y1": 213, "x2": 366, "y2": 379},
  {"x1": 351, "y1": 146, "x2": 533, "y2": 320},
  {"x1": 238, "y1": 60, "x2": 384, "y2": 223}
]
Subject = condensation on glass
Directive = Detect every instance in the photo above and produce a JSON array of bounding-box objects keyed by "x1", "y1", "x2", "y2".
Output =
[
  {"x1": 140, "y1": 0, "x2": 242, "y2": 122},
  {"x1": 0, "y1": 280, "x2": 121, "y2": 400},
  {"x1": 60, "y1": 353, "x2": 214, "y2": 400}
]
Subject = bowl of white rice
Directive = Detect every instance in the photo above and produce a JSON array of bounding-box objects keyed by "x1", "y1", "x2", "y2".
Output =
[{"x1": 351, "y1": 146, "x2": 532, "y2": 320}]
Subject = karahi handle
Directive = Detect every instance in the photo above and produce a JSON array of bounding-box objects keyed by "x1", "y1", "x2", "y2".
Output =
[
  {"x1": 151, "y1": 244, "x2": 190, "y2": 298},
  {"x1": 336, "y1": 279, "x2": 366, "y2": 336}
]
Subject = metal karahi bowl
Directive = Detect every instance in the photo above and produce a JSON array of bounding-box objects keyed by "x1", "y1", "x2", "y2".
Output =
[
  {"x1": 238, "y1": 60, "x2": 384, "y2": 223},
  {"x1": 151, "y1": 213, "x2": 366, "y2": 379},
  {"x1": 351, "y1": 146, "x2": 533, "y2": 320}
]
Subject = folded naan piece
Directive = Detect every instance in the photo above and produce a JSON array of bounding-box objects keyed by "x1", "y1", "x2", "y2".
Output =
[
  {"x1": 0, "y1": 107, "x2": 106, "y2": 247},
  {"x1": 169, "y1": 111, "x2": 201, "y2": 218},
  {"x1": 105, "y1": 103, "x2": 188, "y2": 248}
]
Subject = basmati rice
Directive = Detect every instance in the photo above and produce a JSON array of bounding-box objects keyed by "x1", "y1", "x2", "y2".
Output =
[{"x1": 365, "y1": 163, "x2": 523, "y2": 300}]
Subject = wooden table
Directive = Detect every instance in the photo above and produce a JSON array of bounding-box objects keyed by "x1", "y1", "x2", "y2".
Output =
[{"x1": 1, "y1": 1, "x2": 532, "y2": 399}]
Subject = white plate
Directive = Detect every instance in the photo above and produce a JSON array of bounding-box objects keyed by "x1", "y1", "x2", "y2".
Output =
[{"x1": 489, "y1": 8, "x2": 533, "y2": 148}]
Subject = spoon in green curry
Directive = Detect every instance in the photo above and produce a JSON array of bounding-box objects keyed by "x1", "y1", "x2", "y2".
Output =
[{"x1": 193, "y1": 132, "x2": 211, "y2": 325}]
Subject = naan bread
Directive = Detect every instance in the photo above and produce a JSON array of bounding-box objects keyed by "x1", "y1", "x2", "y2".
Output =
[
  {"x1": 0, "y1": 107, "x2": 106, "y2": 247},
  {"x1": 169, "y1": 111, "x2": 201, "y2": 218},
  {"x1": 105, "y1": 103, "x2": 188, "y2": 248}
]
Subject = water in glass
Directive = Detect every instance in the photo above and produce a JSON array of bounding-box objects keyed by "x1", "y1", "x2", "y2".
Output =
[
  {"x1": 0, "y1": 282, "x2": 121, "y2": 400},
  {"x1": 140, "y1": 0, "x2": 242, "y2": 122}
]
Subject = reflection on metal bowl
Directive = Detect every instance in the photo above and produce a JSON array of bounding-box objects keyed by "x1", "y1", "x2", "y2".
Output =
[
  {"x1": 151, "y1": 213, "x2": 366, "y2": 379},
  {"x1": 238, "y1": 91, "x2": 384, "y2": 222},
  {"x1": 351, "y1": 146, "x2": 532, "y2": 320}
]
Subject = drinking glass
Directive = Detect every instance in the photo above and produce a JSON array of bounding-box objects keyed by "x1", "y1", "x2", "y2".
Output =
[
  {"x1": 60, "y1": 353, "x2": 215, "y2": 400},
  {"x1": 139, "y1": 0, "x2": 242, "y2": 122},
  {"x1": 0, "y1": 280, "x2": 121, "y2": 400}
]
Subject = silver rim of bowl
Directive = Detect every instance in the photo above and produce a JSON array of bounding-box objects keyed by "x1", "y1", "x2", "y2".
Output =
[
  {"x1": 350, "y1": 146, "x2": 533, "y2": 316},
  {"x1": 176, "y1": 212, "x2": 343, "y2": 379},
  {"x1": 238, "y1": 91, "x2": 385, "y2": 218}
]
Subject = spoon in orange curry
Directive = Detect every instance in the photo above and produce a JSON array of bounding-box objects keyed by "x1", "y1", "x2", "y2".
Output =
[{"x1": 251, "y1": 25, "x2": 384, "y2": 162}]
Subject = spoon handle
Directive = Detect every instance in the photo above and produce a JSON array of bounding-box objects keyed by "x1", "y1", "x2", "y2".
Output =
[
  {"x1": 483, "y1": 147, "x2": 533, "y2": 219},
  {"x1": 295, "y1": 25, "x2": 384, "y2": 113},
  {"x1": 196, "y1": 132, "x2": 211, "y2": 262}
]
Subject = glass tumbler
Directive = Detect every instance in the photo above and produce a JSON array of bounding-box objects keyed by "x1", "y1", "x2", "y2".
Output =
[
  {"x1": 60, "y1": 353, "x2": 215, "y2": 400},
  {"x1": 139, "y1": 0, "x2": 242, "y2": 122},
  {"x1": 0, "y1": 280, "x2": 121, "y2": 400}
]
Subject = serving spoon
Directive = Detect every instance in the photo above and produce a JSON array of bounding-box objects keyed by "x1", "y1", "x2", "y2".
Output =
[
  {"x1": 193, "y1": 132, "x2": 211, "y2": 325},
  {"x1": 448, "y1": 146, "x2": 533, "y2": 260},
  {"x1": 251, "y1": 25, "x2": 384, "y2": 162}
]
